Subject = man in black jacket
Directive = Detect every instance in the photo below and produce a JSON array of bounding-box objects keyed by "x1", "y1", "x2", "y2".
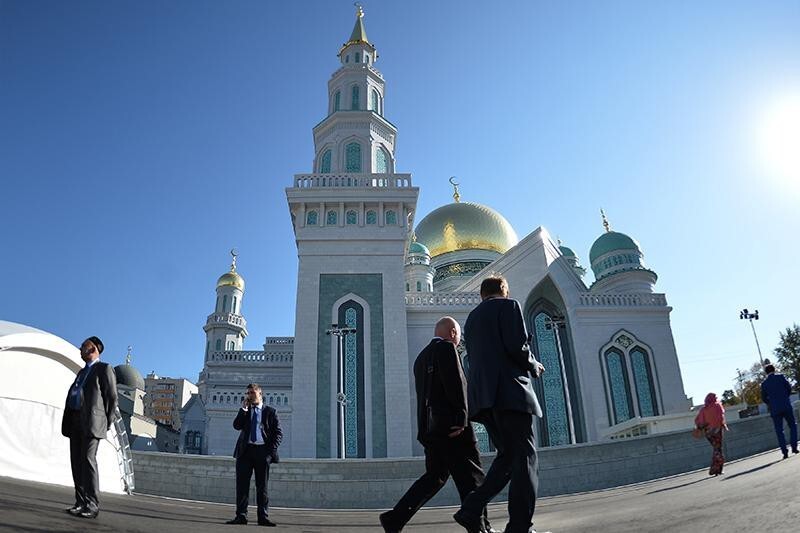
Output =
[
  {"x1": 61, "y1": 336, "x2": 118, "y2": 519},
  {"x1": 226, "y1": 383, "x2": 282, "y2": 527},
  {"x1": 454, "y1": 276, "x2": 545, "y2": 533},
  {"x1": 380, "y1": 317, "x2": 496, "y2": 533}
]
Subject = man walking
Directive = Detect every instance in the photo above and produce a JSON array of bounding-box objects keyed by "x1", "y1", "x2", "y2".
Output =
[
  {"x1": 61, "y1": 336, "x2": 118, "y2": 519},
  {"x1": 761, "y1": 364, "x2": 798, "y2": 459},
  {"x1": 227, "y1": 383, "x2": 282, "y2": 526},
  {"x1": 454, "y1": 276, "x2": 546, "y2": 533},
  {"x1": 379, "y1": 317, "x2": 496, "y2": 533}
]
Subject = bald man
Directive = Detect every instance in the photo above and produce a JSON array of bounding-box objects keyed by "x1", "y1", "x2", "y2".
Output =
[{"x1": 380, "y1": 317, "x2": 496, "y2": 533}]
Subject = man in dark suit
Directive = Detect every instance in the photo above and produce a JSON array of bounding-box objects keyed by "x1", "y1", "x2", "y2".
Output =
[
  {"x1": 760, "y1": 364, "x2": 798, "y2": 459},
  {"x1": 380, "y1": 317, "x2": 496, "y2": 533},
  {"x1": 454, "y1": 276, "x2": 546, "y2": 533},
  {"x1": 226, "y1": 383, "x2": 282, "y2": 527},
  {"x1": 61, "y1": 336, "x2": 118, "y2": 519}
]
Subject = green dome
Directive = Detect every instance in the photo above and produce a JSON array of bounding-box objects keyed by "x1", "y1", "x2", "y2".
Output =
[
  {"x1": 114, "y1": 364, "x2": 145, "y2": 390},
  {"x1": 408, "y1": 241, "x2": 430, "y2": 256},
  {"x1": 589, "y1": 231, "x2": 641, "y2": 264},
  {"x1": 558, "y1": 245, "x2": 576, "y2": 258}
]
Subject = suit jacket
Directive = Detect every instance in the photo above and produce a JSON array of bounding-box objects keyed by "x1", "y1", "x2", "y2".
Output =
[
  {"x1": 232, "y1": 404, "x2": 282, "y2": 463},
  {"x1": 761, "y1": 373, "x2": 794, "y2": 414},
  {"x1": 464, "y1": 296, "x2": 543, "y2": 421},
  {"x1": 413, "y1": 338, "x2": 471, "y2": 444},
  {"x1": 61, "y1": 361, "x2": 119, "y2": 439}
]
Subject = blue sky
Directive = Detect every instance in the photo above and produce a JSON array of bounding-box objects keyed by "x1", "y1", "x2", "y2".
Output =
[{"x1": 1, "y1": 0, "x2": 798, "y2": 405}]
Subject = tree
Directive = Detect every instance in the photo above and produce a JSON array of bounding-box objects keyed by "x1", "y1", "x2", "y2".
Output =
[
  {"x1": 774, "y1": 324, "x2": 800, "y2": 388},
  {"x1": 721, "y1": 389, "x2": 738, "y2": 406},
  {"x1": 740, "y1": 362, "x2": 767, "y2": 406}
]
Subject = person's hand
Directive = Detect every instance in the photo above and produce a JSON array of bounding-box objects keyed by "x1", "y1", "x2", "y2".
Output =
[
  {"x1": 241, "y1": 399, "x2": 249, "y2": 410},
  {"x1": 532, "y1": 360, "x2": 545, "y2": 377},
  {"x1": 448, "y1": 426, "x2": 464, "y2": 438}
]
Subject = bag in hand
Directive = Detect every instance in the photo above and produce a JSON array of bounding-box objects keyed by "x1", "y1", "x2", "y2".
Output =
[{"x1": 692, "y1": 426, "x2": 705, "y2": 439}]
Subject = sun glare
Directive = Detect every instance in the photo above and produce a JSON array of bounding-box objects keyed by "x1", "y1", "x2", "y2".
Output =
[{"x1": 757, "y1": 92, "x2": 800, "y2": 188}]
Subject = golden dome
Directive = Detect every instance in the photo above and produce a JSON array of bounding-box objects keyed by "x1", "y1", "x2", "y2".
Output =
[
  {"x1": 414, "y1": 202, "x2": 518, "y2": 258},
  {"x1": 217, "y1": 271, "x2": 244, "y2": 291}
]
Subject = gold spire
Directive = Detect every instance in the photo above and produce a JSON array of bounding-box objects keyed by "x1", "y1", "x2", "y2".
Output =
[
  {"x1": 230, "y1": 248, "x2": 238, "y2": 272},
  {"x1": 600, "y1": 208, "x2": 611, "y2": 233},
  {"x1": 125, "y1": 346, "x2": 132, "y2": 366},
  {"x1": 355, "y1": 2, "x2": 364, "y2": 18},
  {"x1": 449, "y1": 176, "x2": 461, "y2": 203},
  {"x1": 411, "y1": 232, "x2": 417, "y2": 242}
]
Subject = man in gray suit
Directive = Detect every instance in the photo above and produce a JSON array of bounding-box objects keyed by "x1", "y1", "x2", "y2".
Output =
[
  {"x1": 61, "y1": 336, "x2": 118, "y2": 519},
  {"x1": 454, "y1": 277, "x2": 545, "y2": 533}
]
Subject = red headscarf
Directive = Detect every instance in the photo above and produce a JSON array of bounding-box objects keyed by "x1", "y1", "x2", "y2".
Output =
[{"x1": 695, "y1": 392, "x2": 726, "y2": 429}]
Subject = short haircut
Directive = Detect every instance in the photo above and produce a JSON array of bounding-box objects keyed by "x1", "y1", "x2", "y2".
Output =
[
  {"x1": 765, "y1": 364, "x2": 776, "y2": 374},
  {"x1": 480, "y1": 276, "x2": 508, "y2": 298},
  {"x1": 246, "y1": 383, "x2": 261, "y2": 391}
]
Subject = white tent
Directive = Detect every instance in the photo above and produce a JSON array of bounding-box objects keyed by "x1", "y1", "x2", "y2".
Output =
[{"x1": 0, "y1": 321, "x2": 127, "y2": 494}]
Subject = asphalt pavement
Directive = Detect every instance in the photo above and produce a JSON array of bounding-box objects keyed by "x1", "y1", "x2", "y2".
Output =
[{"x1": 1, "y1": 448, "x2": 798, "y2": 532}]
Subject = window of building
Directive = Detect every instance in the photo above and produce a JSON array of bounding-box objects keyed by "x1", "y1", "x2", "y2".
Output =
[
  {"x1": 333, "y1": 91, "x2": 340, "y2": 112},
  {"x1": 346, "y1": 210, "x2": 358, "y2": 225},
  {"x1": 222, "y1": 294, "x2": 228, "y2": 312},
  {"x1": 355, "y1": 52, "x2": 360, "y2": 63},
  {"x1": 416, "y1": 281, "x2": 421, "y2": 291},
  {"x1": 630, "y1": 347, "x2": 657, "y2": 417},
  {"x1": 232, "y1": 296, "x2": 237, "y2": 314},
  {"x1": 366, "y1": 210, "x2": 377, "y2": 224},
  {"x1": 327, "y1": 210, "x2": 338, "y2": 225},
  {"x1": 605, "y1": 348, "x2": 633, "y2": 425},
  {"x1": 375, "y1": 148, "x2": 388, "y2": 173},
  {"x1": 306, "y1": 210, "x2": 318, "y2": 225},
  {"x1": 371, "y1": 89, "x2": 379, "y2": 114},
  {"x1": 385, "y1": 210, "x2": 397, "y2": 225},
  {"x1": 345, "y1": 142, "x2": 361, "y2": 172},
  {"x1": 319, "y1": 150, "x2": 332, "y2": 173},
  {"x1": 351, "y1": 85, "x2": 360, "y2": 110},
  {"x1": 215, "y1": 339, "x2": 221, "y2": 351}
]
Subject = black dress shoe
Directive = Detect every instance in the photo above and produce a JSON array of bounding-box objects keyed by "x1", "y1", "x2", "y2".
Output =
[
  {"x1": 453, "y1": 510, "x2": 483, "y2": 533},
  {"x1": 78, "y1": 508, "x2": 99, "y2": 519},
  {"x1": 65, "y1": 505, "x2": 83, "y2": 516},
  {"x1": 226, "y1": 515, "x2": 248, "y2": 525},
  {"x1": 257, "y1": 517, "x2": 277, "y2": 527},
  {"x1": 379, "y1": 511, "x2": 401, "y2": 532}
]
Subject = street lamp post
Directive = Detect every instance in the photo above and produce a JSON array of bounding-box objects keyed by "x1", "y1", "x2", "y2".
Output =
[
  {"x1": 544, "y1": 315, "x2": 576, "y2": 445},
  {"x1": 326, "y1": 324, "x2": 356, "y2": 459},
  {"x1": 739, "y1": 308, "x2": 764, "y2": 367}
]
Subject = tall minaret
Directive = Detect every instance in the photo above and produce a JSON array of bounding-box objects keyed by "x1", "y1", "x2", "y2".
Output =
[
  {"x1": 286, "y1": 7, "x2": 418, "y2": 459},
  {"x1": 203, "y1": 250, "x2": 248, "y2": 361}
]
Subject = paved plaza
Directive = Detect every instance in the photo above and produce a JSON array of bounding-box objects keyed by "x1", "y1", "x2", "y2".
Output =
[{"x1": 1, "y1": 450, "x2": 798, "y2": 532}]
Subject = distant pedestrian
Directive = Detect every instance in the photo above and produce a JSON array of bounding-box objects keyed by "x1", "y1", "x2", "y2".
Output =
[
  {"x1": 694, "y1": 393, "x2": 727, "y2": 476},
  {"x1": 760, "y1": 364, "x2": 798, "y2": 459},
  {"x1": 226, "y1": 383, "x2": 282, "y2": 526}
]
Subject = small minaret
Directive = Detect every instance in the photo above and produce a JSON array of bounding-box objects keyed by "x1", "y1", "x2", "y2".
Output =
[
  {"x1": 203, "y1": 249, "x2": 248, "y2": 360},
  {"x1": 405, "y1": 233, "x2": 434, "y2": 292}
]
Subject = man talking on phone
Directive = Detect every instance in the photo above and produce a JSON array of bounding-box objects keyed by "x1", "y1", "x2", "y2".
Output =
[{"x1": 226, "y1": 383, "x2": 282, "y2": 526}]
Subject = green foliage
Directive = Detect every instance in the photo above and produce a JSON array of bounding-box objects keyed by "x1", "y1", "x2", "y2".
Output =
[
  {"x1": 721, "y1": 389, "x2": 738, "y2": 406},
  {"x1": 774, "y1": 324, "x2": 800, "y2": 388}
]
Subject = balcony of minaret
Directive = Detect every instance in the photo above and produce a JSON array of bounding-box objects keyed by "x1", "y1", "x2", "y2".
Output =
[
  {"x1": 292, "y1": 173, "x2": 412, "y2": 189},
  {"x1": 203, "y1": 312, "x2": 248, "y2": 333}
]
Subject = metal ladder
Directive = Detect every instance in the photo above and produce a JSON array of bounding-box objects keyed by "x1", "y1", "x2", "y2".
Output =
[{"x1": 107, "y1": 407, "x2": 135, "y2": 494}]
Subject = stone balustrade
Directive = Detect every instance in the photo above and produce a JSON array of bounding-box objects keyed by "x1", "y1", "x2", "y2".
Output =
[
  {"x1": 404, "y1": 292, "x2": 481, "y2": 307},
  {"x1": 292, "y1": 173, "x2": 412, "y2": 189},
  {"x1": 205, "y1": 313, "x2": 247, "y2": 327},
  {"x1": 577, "y1": 292, "x2": 667, "y2": 307},
  {"x1": 211, "y1": 351, "x2": 293, "y2": 364}
]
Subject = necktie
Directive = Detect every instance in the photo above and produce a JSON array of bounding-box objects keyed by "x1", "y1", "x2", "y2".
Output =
[
  {"x1": 249, "y1": 408, "x2": 258, "y2": 443},
  {"x1": 68, "y1": 366, "x2": 90, "y2": 410}
]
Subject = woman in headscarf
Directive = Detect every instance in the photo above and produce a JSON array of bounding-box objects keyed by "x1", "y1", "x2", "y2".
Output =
[{"x1": 694, "y1": 392, "x2": 728, "y2": 476}]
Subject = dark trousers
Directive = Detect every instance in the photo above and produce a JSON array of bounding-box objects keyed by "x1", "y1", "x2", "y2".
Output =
[
  {"x1": 461, "y1": 409, "x2": 537, "y2": 533},
  {"x1": 67, "y1": 410, "x2": 101, "y2": 511},
  {"x1": 383, "y1": 428, "x2": 486, "y2": 529},
  {"x1": 235, "y1": 444, "x2": 270, "y2": 520},
  {"x1": 771, "y1": 408, "x2": 799, "y2": 454}
]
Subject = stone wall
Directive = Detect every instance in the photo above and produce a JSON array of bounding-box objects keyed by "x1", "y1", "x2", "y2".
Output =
[{"x1": 132, "y1": 409, "x2": 792, "y2": 509}]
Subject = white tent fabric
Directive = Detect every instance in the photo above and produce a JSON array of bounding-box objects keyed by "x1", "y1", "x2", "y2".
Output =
[{"x1": 0, "y1": 321, "x2": 125, "y2": 494}]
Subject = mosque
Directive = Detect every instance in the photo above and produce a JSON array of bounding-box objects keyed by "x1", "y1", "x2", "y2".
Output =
[{"x1": 184, "y1": 7, "x2": 689, "y2": 458}]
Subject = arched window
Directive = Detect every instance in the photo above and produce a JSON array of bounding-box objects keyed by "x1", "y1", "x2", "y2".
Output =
[
  {"x1": 366, "y1": 210, "x2": 377, "y2": 224},
  {"x1": 428, "y1": 282, "x2": 432, "y2": 291},
  {"x1": 212, "y1": 395, "x2": 217, "y2": 403},
  {"x1": 605, "y1": 348, "x2": 633, "y2": 424},
  {"x1": 375, "y1": 149, "x2": 388, "y2": 173},
  {"x1": 346, "y1": 210, "x2": 358, "y2": 225},
  {"x1": 385, "y1": 210, "x2": 397, "y2": 225},
  {"x1": 365, "y1": 54, "x2": 370, "y2": 64},
  {"x1": 371, "y1": 89, "x2": 379, "y2": 114},
  {"x1": 319, "y1": 150, "x2": 332, "y2": 173},
  {"x1": 215, "y1": 339, "x2": 221, "y2": 351},
  {"x1": 232, "y1": 296, "x2": 238, "y2": 314},
  {"x1": 215, "y1": 296, "x2": 220, "y2": 312},
  {"x1": 533, "y1": 312, "x2": 570, "y2": 446},
  {"x1": 284, "y1": 397, "x2": 288, "y2": 405},
  {"x1": 405, "y1": 282, "x2": 409, "y2": 291},
  {"x1": 416, "y1": 281, "x2": 422, "y2": 291},
  {"x1": 355, "y1": 52, "x2": 360, "y2": 63},
  {"x1": 227, "y1": 340, "x2": 234, "y2": 350},
  {"x1": 338, "y1": 301, "x2": 366, "y2": 457},
  {"x1": 205, "y1": 342, "x2": 209, "y2": 357},
  {"x1": 306, "y1": 210, "x2": 318, "y2": 225},
  {"x1": 351, "y1": 85, "x2": 360, "y2": 110},
  {"x1": 345, "y1": 142, "x2": 361, "y2": 172},
  {"x1": 333, "y1": 91, "x2": 340, "y2": 112},
  {"x1": 630, "y1": 347, "x2": 657, "y2": 417},
  {"x1": 222, "y1": 294, "x2": 228, "y2": 312},
  {"x1": 327, "y1": 210, "x2": 338, "y2": 225},
  {"x1": 193, "y1": 433, "x2": 202, "y2": 448},
  {"x1": 345, "y1": 55, "x2": 350, "y2": 63}
]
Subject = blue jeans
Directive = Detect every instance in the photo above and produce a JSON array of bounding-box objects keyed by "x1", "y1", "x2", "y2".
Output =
[{"x1": 771, "y1": 408, "x2": 798, "y2": 455}]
